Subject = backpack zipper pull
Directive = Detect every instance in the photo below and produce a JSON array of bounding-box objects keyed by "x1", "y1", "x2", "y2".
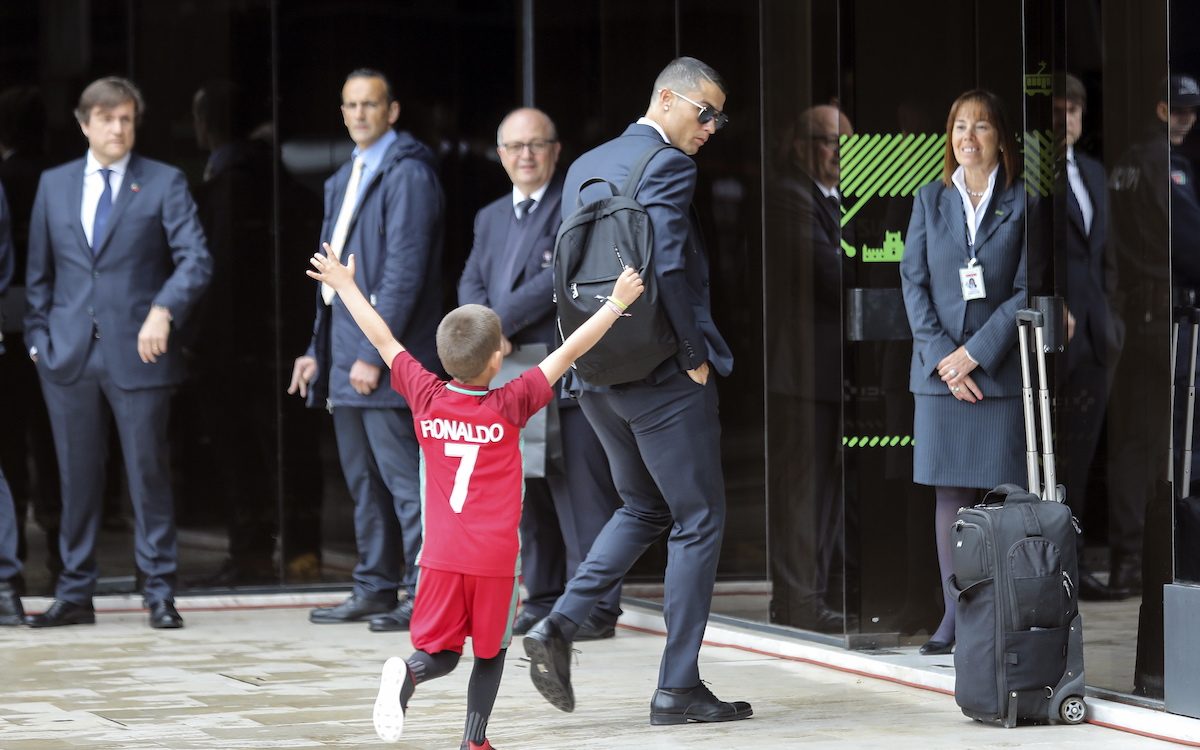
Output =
[{"x1": 570, "y1": 282, "x2": 578, "y2": 299}]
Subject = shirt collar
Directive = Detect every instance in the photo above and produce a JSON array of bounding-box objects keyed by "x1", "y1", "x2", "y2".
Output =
[
  {"x1": 351, "y1": 128, "x2": 397, "y2": 176},
  {"x1": 950, "y1": 164, "x2": 999, "y2": 202},
  {"x1": 86, "y1": 150, "x2": 132, "y2": 176},
  {"x1": 1066, "y1": 144, "x2": 1077, "y2": 165},
  {"x1": 636, "y1": 117, "x2": 670, "y2": 144},
  {"x1": 512, "y1": 180, "x2": 551, "y2": 210}
]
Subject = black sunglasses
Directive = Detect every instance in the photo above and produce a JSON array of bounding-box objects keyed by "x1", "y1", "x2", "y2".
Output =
[{"x1": 669, "y1": 90, "x2": 730, "y2": 131}]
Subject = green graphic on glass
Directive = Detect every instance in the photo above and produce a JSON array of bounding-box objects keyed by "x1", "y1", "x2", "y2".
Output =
[{"x1": 843, "y1": 434, "x2": 913, "y2": 447}]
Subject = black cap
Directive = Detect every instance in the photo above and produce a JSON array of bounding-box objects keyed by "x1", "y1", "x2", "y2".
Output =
[{"x1": 1162, "y1": 74, "x2": 1200, "y2": 109}]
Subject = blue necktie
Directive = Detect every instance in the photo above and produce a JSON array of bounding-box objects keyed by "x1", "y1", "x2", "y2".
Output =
[{"x1": 92, "y1": 168, "x2": 113, "y2": 251}]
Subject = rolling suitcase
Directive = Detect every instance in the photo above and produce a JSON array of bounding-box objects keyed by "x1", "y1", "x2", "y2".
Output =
[
  {"x1": 946, "y1": 308, "x2": 1087, "y2": 727},
  {"x1": 1173, "y1": 304, "x2": 1200, "y2": 581}
]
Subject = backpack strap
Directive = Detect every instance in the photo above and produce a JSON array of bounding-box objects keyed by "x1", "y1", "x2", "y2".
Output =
[{"x1": 621, "y1": 143, "x2": 673, "y2": 198}]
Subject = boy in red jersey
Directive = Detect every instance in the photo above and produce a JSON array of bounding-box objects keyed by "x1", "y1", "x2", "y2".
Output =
[{"x1": 306, "y1": 242, "x2": 643, "y2": 750}]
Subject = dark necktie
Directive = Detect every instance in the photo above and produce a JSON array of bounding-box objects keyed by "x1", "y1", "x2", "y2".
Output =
[
  {"x1": 516, "y1": 197, "x2": 535, "y2": 222},
  {"x1": 93, "y1": 168, "x2": 113, "y2": 251},
  {"x1": 826, "y1": 194, "x2": 841, "y2": 215}
]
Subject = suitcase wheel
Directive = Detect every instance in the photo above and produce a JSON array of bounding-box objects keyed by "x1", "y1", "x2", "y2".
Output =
[{"x1": 1058, "y1": 695, "x2": 1087, "y2": 725}]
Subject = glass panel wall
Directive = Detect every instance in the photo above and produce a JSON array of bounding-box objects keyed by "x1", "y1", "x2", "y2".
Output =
[{"x1": 0, "y1": 0, "x2": 1188, "y2": 709}]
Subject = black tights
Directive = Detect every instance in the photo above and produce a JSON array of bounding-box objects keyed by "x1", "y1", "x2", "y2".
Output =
[
  {"x1": 932, "y1": 486, "x2": 975, "y2": 643},
  {"x1": 404, "y1": 649, "x2": 506, "y2": 746}
]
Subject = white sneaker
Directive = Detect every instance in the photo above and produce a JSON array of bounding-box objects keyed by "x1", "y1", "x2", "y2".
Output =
[{"x1": 373, "y1": 657, "x2": 409, "y2": 742}]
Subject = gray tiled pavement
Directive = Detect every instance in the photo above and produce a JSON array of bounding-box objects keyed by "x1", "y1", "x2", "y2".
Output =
[{"x1": 0, "y1": 600, "x2": 1181, "y2": 749}]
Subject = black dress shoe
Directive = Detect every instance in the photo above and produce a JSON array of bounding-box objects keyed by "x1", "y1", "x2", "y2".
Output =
[
  {"x1": 1109, "y1": 554, "x2": 1143, "y2": 597},
  {"x1": 575, "y1": 613, "x2": 616, "y2": 641},
  {"x1": 0, "y1": 580, "x2": 24, "y2": 626},
  {"x1": 26, "y1": 599, "x2": 96, "y2": 628},
  {"x1": 523, "y1": 617, "x2": 575, "y2": 712},
  {"x1": 149, "y1": 600, "x2": 184, "y2": 629},
  {"x1": 919, "y1": 638, "x2": 954, "y2": 655},
  {"x1": 368, "y1": 598, "x2": 414, "y2": 632},
  {"x1": 1078, "y1": 570, "x2": 1123, "y2": 602},
  {"x1": 511, "y1": 607, "x2": 541, "y2": 635},
  {"x1": 795, "y1": 603, "x2": 846, "y2": 634},
  {"x1": 309, "y1": 594, "x2": 394, "y2": 624},
  {"x1": 649, "y1": 683, "x2": 753, "y2": 725}
]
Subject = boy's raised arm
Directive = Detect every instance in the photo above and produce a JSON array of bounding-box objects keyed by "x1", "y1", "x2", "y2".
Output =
[
  {"x1": 538, "y1": 266, "x2": 644, "y2": 385},
  {"x1": 307, "y1": 245, "x2": 406, "y2": 365}
]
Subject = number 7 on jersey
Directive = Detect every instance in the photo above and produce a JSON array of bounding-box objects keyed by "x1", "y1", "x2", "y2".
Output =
[{"x1": 444, "y1": 442, "x2": 479, "y2": 513}]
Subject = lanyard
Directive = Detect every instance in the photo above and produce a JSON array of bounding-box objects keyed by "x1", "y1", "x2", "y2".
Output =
[{"x1": 961, "y1": 201, "x2": 980, "y2": 264}]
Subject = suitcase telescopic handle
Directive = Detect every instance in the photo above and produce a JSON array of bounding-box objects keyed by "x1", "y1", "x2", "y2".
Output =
[
  {"x1": 1015, "y1": 309, "x2": 1045, "y2": 327},
  {"x1": 1016, "y1": 309, "x2": 1058, "y2": 500}
]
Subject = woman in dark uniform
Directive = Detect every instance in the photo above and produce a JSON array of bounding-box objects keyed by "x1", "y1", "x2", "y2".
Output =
[{"x1": 900, "y1": 89, "x2": 1027, "y2": 655}]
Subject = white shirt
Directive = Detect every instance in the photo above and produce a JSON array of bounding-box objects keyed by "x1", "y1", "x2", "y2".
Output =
[
  {"x1": 1066, "y1": 145, "x2": 1094, "y2": 236},
  {"x1": 951, "y1": 164, "x2": 999, "y2": 250},
  {"x1": 81, "y1": 150, "x2": 131, "y2": 247},
  {"x1": 511, "y1": 180, "x2": 551, "y2": 218},
  {"x1": 635, "y1": 117, "x2": 670, "y2": 144}
]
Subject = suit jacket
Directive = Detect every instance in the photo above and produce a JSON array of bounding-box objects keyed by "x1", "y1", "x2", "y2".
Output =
[
  {"x1": 305, "y1": 130, "x2": 444, "y2": 410},
  {"x1": 458, "y1": 174, "x2": 563, "y2": 349},
  {"x1": 24, "y1": 153, "x2": 213, "y2": 389},
  {"x1": 900, "y1": 173, "x2": 1027, "y2": 396},
  {"x1": 1065, "y1": 150, "x2": 1123, "y2": 373},
  {"x1": 560, "y1": 123, "x2": 732, "y2": 386},
  {"x1": 765, "y1": 163, "x2": 844, "y2": 402},
  {"x1": 0, "y1": 181, "x2": 12, "y2": 351}
]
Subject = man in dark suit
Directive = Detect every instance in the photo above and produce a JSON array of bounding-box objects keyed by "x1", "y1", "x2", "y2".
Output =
[
  {"x1": 23, "y1": 77, "x2": 212, "y2": 629},
  {"x1": 1054, "y1": 75, "x2": 1124, "y2": 600},
  {"x1": 766, "y1": 105, "x2": 853, "y2": 632},
  {"x1": 0, "y1": 86, "x2": 61, "y2": 584},
  {"x1": 458, "y1": 108, "x2": 623, "y2": 640},
  {"x1": 0, "y1": 179, "x2": 25, "y2": 625},
  {"x1": 524, "y1": 57, "x2": 751, "y2": 725},
  {"x1": 288, "y1": 69, "x2": 443, "y2": 631}
]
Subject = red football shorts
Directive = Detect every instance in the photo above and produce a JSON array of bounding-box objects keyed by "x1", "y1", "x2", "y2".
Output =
[{"x1": 409, "y1": 568, "x2": 519, "y2": 659}]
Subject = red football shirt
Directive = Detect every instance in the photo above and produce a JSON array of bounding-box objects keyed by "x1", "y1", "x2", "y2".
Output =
[{"x1": 390, "y1": 351, "x2": 553, "y2": 577}]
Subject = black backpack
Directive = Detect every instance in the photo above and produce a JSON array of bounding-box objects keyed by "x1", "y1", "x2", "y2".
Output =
[{"x1": 553, "y1": 144, "x2": 678, "y2": 386}]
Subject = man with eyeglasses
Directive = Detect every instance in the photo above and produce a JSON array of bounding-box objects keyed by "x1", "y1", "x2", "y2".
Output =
[
  {"x1": 458, "y1": 108, "x2": 625, "y2": 642},
  {"x1": 288, "y1": 68, "x2": 444, "y2": 632},
  {"x1": 524, "y1": 57, "x2": 751, "y2": 726},
  {"x1": 765, "y1": 104, "x2": 853, "y2": 634}
]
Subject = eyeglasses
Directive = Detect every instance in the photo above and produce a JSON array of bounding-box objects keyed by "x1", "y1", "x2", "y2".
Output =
[
  {"x1": 804, "y1": 134, "x2": 841, "y2": 147},
  {"x1": 669, "y1": 90, "x2": 730, "y2": 131},
  {"x1": 499, "y1": 139, "x2": 557, "y2": 155}
]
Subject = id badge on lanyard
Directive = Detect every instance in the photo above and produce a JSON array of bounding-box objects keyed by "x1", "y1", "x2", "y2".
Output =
[
  {"x1": 960, "y1": 257, "x2": 986, "y2": 301},
  {"x1": 960, "y1": 207, "x2": 986, "y2": 301}
]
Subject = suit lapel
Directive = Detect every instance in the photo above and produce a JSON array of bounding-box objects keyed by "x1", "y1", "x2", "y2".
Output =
[
  {"x1": 972, "y1": 185, "x2": 1017, "y2": 251},
  {"x1": 94, "y1": 155, "x2": 141, "y2": 258},
  {"x1": 69, "y1": 162, "x2": 90, "y2": 254},
  {"x1": 935, "y1": 185, "x2": 964, "y2": 247}
]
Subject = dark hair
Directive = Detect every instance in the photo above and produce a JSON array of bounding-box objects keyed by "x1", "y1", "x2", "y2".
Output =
[
  {"x1": 75, "y1": 77, "x2": 145, "y2": 124},
  {"x1": 436, "y1": 304, "x2": 502, "y2": 382},
  {"x1": 345, "y1": 68, "x2": 395, "y2": 103},
  {"x1": 652, "y1": 56, "x2": 727, "y2": 98},
  {"x1": 941, "y1": 89, "x2": 1019, "y2": 190},
  {"x1": 1058, "y1": 73, "x2": 1086, "y2": 110}
]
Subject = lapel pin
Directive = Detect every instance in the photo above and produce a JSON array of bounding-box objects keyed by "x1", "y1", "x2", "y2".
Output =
[
  {"x1": 130, "y1": 183, "x2": 141, "y2": 193},
  {"x1": 995, "y1": 209, "x2": 1005, "y2": 216}
]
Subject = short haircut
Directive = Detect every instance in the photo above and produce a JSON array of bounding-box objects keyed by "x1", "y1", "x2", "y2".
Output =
[
  {"x1": 1058, "y1": 73, "x2": 1086, "y2": 110},
  {"x1": 75, "y1": 77, "x2": 145, "y2": 124},
  {"x1": 345, "y1": 68, "x2": 395, "y2": 103},
  {"x1": 495, "y1": 107, "x2": 558, "y2": 147},
  {"x1": 436, "y1": 304, "x2": 503, "y2": 382},
  {"x1": 941, "y1": 89, "x2": 1019, "y2": 190},
  {"x1": 652, "y1": 56, "x2": 727, "y2": 100}
]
